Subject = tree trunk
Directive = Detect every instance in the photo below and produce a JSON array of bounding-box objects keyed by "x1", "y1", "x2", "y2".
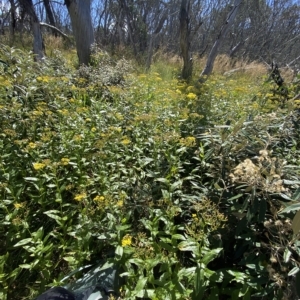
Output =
[
  {"x1": 9, "y1": 0, "x2": 17, "y2": 44},
  {"x1": 180, "y1": 0, "x2": 192, "y2": 80},
  {"x1": 200, "y1": 0, "x2": 243, "y2": 78},
  {"x1": 18, "y1": 0, "x2": 44, "y2": 61},
  {"x1": 65, "y1": 0, "x2": 95, "y2": 65},
  {"x1": 146, "y1": 12, "x2": 167, "y2": 70},
  {"x1": 43, "y1": 0, "x2": 57, "y2": 36}
]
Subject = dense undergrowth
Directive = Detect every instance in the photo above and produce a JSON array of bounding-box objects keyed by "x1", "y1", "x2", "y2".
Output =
[{"x1": 0, "y1": 44, "x2": 300, "y2": 300}]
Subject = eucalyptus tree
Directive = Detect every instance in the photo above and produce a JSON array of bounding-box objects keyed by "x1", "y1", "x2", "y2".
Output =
[
  {"x1": 200, "y1": 0, "x2": 243, "y2": 77},
  {"x1": 43, "y1": 0, "x2": 57, "y2": 35},
  {"x1": 179, "y1": 0, "x2": 192, "y2": 79},
  {"x1": 18, "y1": 0, "x2": 44, "y2": 60},
  {"x1": 64, "y1": 0, "x2": 94, "y2": 65}
]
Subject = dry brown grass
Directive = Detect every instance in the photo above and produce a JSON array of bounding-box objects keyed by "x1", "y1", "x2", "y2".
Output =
[
  {"x1": 194, "y1": 54, "x2": 268, "y2": 78},
  {"x1": 160, "y1": 52, "x2": 268, "y2": 78}
]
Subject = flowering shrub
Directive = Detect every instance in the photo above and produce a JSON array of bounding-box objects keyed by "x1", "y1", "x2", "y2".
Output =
[{"x1": 0, "y1": 44, "x2": 300, "y2": 300}]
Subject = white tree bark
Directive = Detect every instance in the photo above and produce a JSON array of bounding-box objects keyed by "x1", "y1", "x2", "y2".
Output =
[
  {"x1": 65, "y1": 0, "x2": 95, "y2": 65},
  {"x1": 200, "y1": 0, "x2": 243, "y2": 77}
]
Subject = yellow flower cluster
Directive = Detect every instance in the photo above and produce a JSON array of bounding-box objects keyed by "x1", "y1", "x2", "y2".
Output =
[
  {"x1": 116, "y1": 200, "x2": 123, "y2": 207},
  {"x1": 14, "y1": 203, "x2": 24, "y2": 209},
  {"x1": 121, "y1": 234, "x2": 132, "y2": 247},
  {"x1": 74, "y1": 193, "x2": 86, "y2": 202},
  {"x1": 61, "y1": 158, "x2": 70, "y2": 165},
  {"x1": 94, "y1": 195, "x2": 105, "y2": 202},
  {"x1": 28, "y1": 142, "x2": 37, "y2": 149},
  {"x1": 179, "y1": 136, "x2": 196, "y2": 147},
  {"x1": 186, "y1": 93, "x2": 197, "y2": 100},
  {"x1": 33, "y1": 163, "x2": 46, "y2": 170},
  {"x1": 121, "y1": 137, "x2": 131, "y2": 145}
]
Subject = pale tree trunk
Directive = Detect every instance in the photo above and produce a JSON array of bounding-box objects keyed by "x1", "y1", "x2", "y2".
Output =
[
  {"x1": 18, "y1": 0, "x2": 44, "y2": 61},
  {"x1": 65, "y1": 0, "x2": 95, "y2": 65},
  {"x1": 146, "y1": 12, "x2": 167, "y2": 70},
  {"x1": 200, "y1": 0, "x2": 243, "y2": 78},
  {"x1": 180, "y1": 0, "x2": 192, "y2": 80}
]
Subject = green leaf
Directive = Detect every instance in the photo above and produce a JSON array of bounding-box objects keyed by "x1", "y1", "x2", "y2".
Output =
[
  {"x1": 170, "y1": 180, "x2": 182, "y2": 192},
  {"x1": 115, "y1": 245, "x2": 123, "y2": 259},
  {"x1": 24, "y1": 177, "x2": 39, "y2": 181},
  {"x1": 19, "y1": 264, "x2": 31, "y2": 269},
  {"x1": 283, "y1": 248, "x2": 292, "y2": 263},
  {"x1": 280, "y1": 203, "x2": 300, "y2": 214},
  {"x1": 194, "y1": 264, "x2": 205, "y2": 299},
  {"x1": 155, "y1": 178, "x2": 169, "y2": 184},
  {"x1": 14, "y1": 238, "x2": 32, "y2": 247},
  {"x1": 178, "y1": 241, "x2": 198, "y2": 252},
  {"x1": 44, "y1": 210, "x2": 61, "y2": 221},
  {"x1": 292, "y1": 187, "x2": 300, "y2": 201},
  {"x1": 46, "y1": 184, "x2": 56, "y2": 188},
  {"x1": 135, "y1": 277, "x2": 147, "y2": 293},
  {"x1": 172, "y1": 234, "x2": 186, "y2": 241},
  {"x1": 283, "y1": 180, "x2": 300, "y2": 185},
  {"x1": 227, "y1": 194, "x2": 243, "y2": 201},
  {"x1": 178, "y1": 267, "x2": 196, "y2": 278},
  {"x1": 63, "y1": 256, "x2": 76, "y2": 263},
  {"x1": 227, "y1": 270, "x2": 248, "y2": 283},
  {"x1": 128, "y1": 258, "x2": 145, "y2": 267},
  {"x1": 288, "y1": 266, "x2": 299, "y2": 276},
  {"x1": 202, "y1": 248, "x2": 222, "y2": 265},
  {"x1": 292, "y1": 210, "x2": 300, "y2": 234}
]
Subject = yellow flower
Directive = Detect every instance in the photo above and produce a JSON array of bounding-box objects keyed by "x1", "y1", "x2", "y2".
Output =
[
  {"x1": 116, "y1": 200, "x2": 123, "y2": 207},
  {"x1": 91, "y1": 127, "x2": 97, "y2": 132},
  {"x1": 121, "y1": 234, "x2": 132, "y2": 247},
  {"x1": 14, "y1": 203, "x2": 24, "y2": 209},
  {"x1": 73, "y1": 135, "x2": 82, "y2": 142},
  {"x1": 94, "y1": 195, "x2": 105, "y2": 202},
  {"x1": 74, "y1": 193, "x2": 86, "y2": 202},
  {"x1": 61, "y1": 158, "x2": 70, "y2": 165},
  {"x1": 33, "y1": 163, "x2": 46, "y2": 170},
  {"x1": 186, "y1": 93, "x2": 197, "y2": 100},
  {"x1": 28, "y1": 142, "x2": 37, "y2": 149},
  {"x1": 121, "y1": 137, "x2": 131, "y2": 145},
  {"x1": 86, "y1": 118, "x2": 91, "y2": 122},
  {"x1": 179, "y1": 136, "x2": 196, "y2": 147}
]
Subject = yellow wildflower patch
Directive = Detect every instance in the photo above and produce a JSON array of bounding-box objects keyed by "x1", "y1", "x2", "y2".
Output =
[
  {"x1": 116, "y1": 200, "x2": 123, "y2": 207},
  {"x1": 61, "y1": 158, "x2": 70, "y2": 165},
  {"x1": 121, "y1": 234, "x2": 132, "y2": 247},
  {"x1": 94, "y1": 195, "x2": 105, "y2": 202},
  {"x1": 28, "y1": 142, "x2": 37, "y2": 149},
  {"x1": 74, "y1": 193, "x2": 87, "y2": 202},
  {"x1": 187, "y1": 93, "x2": 197, "y2": 100},
  {"x1": 14, "y1": 203, "x2": 24, "y2": 209},
  {"x1": 179, "y1": 136, "x2": 196, "y2": 147},
  {"x1": 33, "y1": 163, "x2": 46, "y2": 170},
  {"x1": 121, "y1": 137, "x2": 131, "y2": 145}
]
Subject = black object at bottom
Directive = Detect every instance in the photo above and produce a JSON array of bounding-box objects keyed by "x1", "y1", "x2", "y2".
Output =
[{"x1": 35, "y1": 287, "x2": 75, "y2": 300}]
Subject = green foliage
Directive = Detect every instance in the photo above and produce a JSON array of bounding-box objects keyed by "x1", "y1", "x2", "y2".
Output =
[{"x1": 0, "y1": 44, "x2": 300, "y2": 300}]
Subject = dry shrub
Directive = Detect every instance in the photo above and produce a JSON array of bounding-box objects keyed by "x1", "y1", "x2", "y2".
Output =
[{"x1": 44, "y1": 35, "x2": 66, "y2": 53}]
